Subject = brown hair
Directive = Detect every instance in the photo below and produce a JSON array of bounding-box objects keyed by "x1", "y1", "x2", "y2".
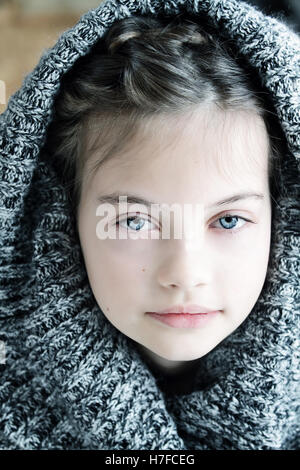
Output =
[{"x1": 44, "y1": 13, "x2": 284, "y2": 213}]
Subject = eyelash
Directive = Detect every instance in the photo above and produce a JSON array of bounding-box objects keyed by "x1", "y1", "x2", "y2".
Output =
[{"x1": 115, "y1": 213, "x2": 254, "y2": 233}]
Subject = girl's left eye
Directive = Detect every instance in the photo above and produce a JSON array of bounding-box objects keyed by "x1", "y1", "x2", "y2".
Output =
[{"x1": 211, "y1": 214, "x2": 252, "y2": 231}]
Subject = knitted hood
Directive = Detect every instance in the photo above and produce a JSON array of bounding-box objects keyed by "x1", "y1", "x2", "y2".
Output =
[{"x1": 0, "y1": 0, "x2": 299, "y2": 450}]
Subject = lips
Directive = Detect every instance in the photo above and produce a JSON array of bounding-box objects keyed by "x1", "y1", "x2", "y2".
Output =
[
  {"x1": 150, "y1": 304, "x2": 221, "y2": 314},
  {"x1": 146, "y1": 310, "x2": 220, "y2": 329}
]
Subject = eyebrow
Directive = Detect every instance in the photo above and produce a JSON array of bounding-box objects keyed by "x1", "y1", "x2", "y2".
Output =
[{"x1": 96, "y1": 191, "x2": 264, "y2": 208}]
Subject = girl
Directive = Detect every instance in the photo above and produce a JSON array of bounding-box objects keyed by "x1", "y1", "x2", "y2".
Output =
[{"x1": 0, "y1": 0, "x2": 299, "y2": 450}]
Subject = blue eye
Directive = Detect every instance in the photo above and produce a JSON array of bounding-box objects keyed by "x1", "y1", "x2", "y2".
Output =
[
  {"x1": 116, "y1": 214, "x2": 155, "y2": 232},
  {"x1": 214, "y1": 215, "x2": 250, "y2": 231}
]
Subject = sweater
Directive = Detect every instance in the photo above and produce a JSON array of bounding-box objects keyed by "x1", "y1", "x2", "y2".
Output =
[{"x1": 0, "y1": 0, "x2": 299, "y2": 450}]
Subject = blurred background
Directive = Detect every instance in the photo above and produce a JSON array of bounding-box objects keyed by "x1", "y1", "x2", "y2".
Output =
[{"x1": 0, "y1": 0, "x2": 299, "y2": 113}]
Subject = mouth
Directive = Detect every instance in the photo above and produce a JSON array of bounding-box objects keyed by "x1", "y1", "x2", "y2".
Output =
[
  {"x1": 150, "y1": 304, "x2": 221, "y2": 314},
  {"x1": 146, "y1": 310, "x2": 221, "y2": 329}
]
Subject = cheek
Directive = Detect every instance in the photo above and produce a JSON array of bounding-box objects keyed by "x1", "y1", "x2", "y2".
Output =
[
  {"x1": 81, "y1": 238, "x2": 154, "y2": 310},
  {"x1": 220, "y1": 237, "x2": 269, "y2": 277},
  {"x1": 215, "y1": 220, "x2": 271, "y2": 318}
]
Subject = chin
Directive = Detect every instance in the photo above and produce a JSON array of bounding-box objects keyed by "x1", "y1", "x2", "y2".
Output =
[
  {"x1": 151, "y1": 337, "x2": 224, "y2": 363},
  {"x1": 146, "y1": 345, "x2": 207, "y2": 363}
]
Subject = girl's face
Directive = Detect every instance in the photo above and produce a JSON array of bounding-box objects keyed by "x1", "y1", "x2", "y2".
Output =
[{"x1": 77, "y1": 106, "x2": 272, "y2": 370}]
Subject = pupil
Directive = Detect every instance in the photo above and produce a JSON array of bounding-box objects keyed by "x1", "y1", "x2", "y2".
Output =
[
  {"x1": 129, "y1": 217, "x2": 142, "y2": 230},
  {"x1": 222, "y1": 216, "x2": 236, "y2": 229}
]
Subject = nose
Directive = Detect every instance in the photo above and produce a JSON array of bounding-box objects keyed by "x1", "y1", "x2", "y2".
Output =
[{"x1": 157, "y1": 239, "x2": 212, "y2": 290}]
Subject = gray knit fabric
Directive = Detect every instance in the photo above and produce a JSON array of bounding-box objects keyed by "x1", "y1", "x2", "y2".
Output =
[{"x1": 0, "y1": 0, "x2": 299, "y2": 450}]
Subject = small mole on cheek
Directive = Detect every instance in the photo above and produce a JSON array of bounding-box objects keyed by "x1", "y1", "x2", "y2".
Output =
[
  {"x1": 142, "y1": 268, "x2": 146, "y2": 272},
  {"x1": 107, "y1": 307, "x2": 110, "y2": 311}
]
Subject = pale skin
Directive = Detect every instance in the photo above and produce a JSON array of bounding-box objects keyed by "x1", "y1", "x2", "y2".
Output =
[{"x1": 77, "y1": 105, "x2": 272, "y2": 373}]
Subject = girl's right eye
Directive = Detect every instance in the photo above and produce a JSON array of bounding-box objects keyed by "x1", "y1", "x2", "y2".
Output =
[{"x1": 116, "y1": 214, "x2": 157, "y2": 232}]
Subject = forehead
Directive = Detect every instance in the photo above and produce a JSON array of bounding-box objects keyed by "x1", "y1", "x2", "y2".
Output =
[{"x1": 86, "y1": 105, "x2": 270, "y2": 190}]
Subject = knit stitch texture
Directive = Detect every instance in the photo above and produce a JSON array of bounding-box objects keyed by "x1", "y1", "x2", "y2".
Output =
[{"x1": 0, "y1": 0, "x2": 299, "y2": 450}]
